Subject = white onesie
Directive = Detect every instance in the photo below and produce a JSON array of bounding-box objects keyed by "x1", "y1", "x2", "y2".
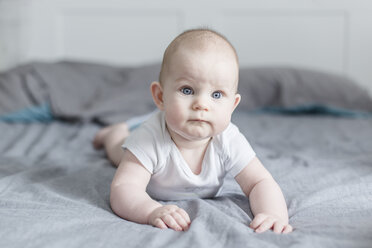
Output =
[{"x1": 122, "y1": 111, "x2": 256, "y2": 201}]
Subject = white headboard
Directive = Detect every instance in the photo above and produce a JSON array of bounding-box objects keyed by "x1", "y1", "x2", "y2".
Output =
[{"x1": 1, "y1": 0, "x2": 372, "y2": 93}]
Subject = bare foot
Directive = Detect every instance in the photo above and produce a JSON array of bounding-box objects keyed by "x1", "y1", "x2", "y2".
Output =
[
  {"x1": 92, "y1": 126, "x2": 110, "y2": 149},
  {"x1": 93, "y1": 123, "x2": 129, "y2": 150}
]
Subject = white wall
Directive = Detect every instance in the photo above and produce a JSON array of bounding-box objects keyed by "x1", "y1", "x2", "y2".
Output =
[{"x1": 1, "y1": 0, "x2": 372, "y2": 94}]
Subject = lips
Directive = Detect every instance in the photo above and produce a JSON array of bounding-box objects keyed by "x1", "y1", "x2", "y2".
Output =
[{"x1": 189, "y1": 119, "x2": 205, "y2": 122}]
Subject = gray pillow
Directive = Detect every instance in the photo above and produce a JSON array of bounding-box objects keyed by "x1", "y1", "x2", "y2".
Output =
[
  {"x1": 0, "y1": 61, "x2": 159, "y2": 124},
  {"x1": 238, "y1": 67, "x2": 372, "y2": 112},
  {"x1": 2, "y1": 62, "x2": 371, "y2": 125},
  {"x1": 35, "y1": 61, "x2": 160, "y2": 124}
]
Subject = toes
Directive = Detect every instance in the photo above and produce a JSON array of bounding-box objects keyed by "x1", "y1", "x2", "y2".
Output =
[{"x1": 92, "y1": 128, "x2": 108, "y2": 149}]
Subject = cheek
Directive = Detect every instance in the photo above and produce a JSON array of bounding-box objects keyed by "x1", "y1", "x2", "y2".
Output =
[
  {"x1": 164, "y1": 97, "x2": 182, "y2": 114},
  {"x1": 213, "y1": 103, "x2": 234, "y2": 131},
  {"x1": 163, "y1": 98, "x2": 186, "y2": 126},
  {"x1": 215, "y1": 114, "x2": 231, "y2": 131}
]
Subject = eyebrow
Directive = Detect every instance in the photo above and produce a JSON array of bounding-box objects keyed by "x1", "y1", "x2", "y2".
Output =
[
  {"x1": 175, "y1": 79, "x2": 235, "y2": 93},
  {"x1": 175, "y1": 76, "x2": 195, "y2": 84}
]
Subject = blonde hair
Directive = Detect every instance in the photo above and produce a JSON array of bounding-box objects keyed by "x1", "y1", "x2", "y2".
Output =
[{"x1": 159, "y1": 28, "x2": 239, "y2": 84}]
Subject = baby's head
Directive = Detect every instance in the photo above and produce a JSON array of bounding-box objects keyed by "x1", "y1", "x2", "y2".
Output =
[
  {"x1": 159, "y1": 29, "x2": 239, "y2": 87},
  {"x1": 151, "y1": 28, "x2": 241, "y2": 143}
]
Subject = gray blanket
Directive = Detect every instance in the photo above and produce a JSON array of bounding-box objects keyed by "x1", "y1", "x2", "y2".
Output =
[
  {"x1": 1, "y1": 113, "x2": 372, "y2": 247},
  {"x1": 1, "y1": 62, "x2": 372, "y2": 247}
]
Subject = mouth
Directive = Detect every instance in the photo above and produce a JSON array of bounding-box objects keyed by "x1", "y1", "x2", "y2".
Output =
[{"x1": 189, "y1": 119, "x2": 208, "y2": 123}]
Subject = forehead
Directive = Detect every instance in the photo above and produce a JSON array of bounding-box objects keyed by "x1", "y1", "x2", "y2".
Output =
[
  {"x1": 166, "y1": 45, "x2": 239, "y2": 88},
  {"x1": 170, "y1": 33, "x2": 238, "y2": 64}
]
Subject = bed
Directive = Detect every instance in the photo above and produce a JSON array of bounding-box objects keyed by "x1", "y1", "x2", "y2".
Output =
[{"x1": 1, "y1": 61, "x2": 372, "y2": 247}]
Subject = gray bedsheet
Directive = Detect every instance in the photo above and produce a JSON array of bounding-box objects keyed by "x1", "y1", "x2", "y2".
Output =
[{"x1": 1, "y1": 112, "x2": 372, "y2": 248}]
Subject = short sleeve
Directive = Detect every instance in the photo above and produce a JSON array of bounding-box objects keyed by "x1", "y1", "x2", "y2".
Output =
[
  {"x1": 222, "y1": 123, "x2": 256, "y2": 177},
  {"x1": 122, "y1": 113, "x2": 164, "y2": 174}
]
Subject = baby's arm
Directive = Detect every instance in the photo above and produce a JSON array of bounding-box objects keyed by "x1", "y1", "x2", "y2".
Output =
[
  {"x1": 110, "y1": 149, "x2": 190, "y2": 231},
  {"x1": 235, "y1": 157, "x2": 293, "y2": 234}
]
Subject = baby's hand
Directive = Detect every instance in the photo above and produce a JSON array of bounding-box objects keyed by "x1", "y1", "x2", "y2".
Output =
[
  {"x1": 249, "y1": 213, "x2": 293, "y2": 234},
  {"x1": 148, "y1": 205, "x2": 191, "y2": 231}
]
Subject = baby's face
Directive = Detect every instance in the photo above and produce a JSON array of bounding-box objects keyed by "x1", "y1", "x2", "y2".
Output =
[{"x1": 160, "y1": 45, "x2": 240, "y2": 142}]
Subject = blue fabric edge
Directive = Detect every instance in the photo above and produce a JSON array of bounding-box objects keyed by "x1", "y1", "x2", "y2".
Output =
[{"x1": 0, "y1": 103, "x2": 54, "y2": 123}]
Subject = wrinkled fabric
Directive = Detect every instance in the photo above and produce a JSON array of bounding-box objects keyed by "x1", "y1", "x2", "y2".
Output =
[
  {"x1": 1, "y1": 112, "x2": 372, "y2": 248},
  {"x1": 1, "y1": 61, "x2": 372, "y2": 125}
]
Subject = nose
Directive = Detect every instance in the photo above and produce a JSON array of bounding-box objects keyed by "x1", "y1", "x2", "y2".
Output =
[{"x1": 192, "y1": 95, "x2": 209, "y2": 111}]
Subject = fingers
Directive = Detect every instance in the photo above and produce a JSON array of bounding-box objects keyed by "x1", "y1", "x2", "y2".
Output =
[
  {"x1": 250, "y1": 214, "x2": 293, "y2": 234},
  {"x1": 255, "y1": 217, "x2": 276, "y2": 233},
  {"x1": 160, "y1": 211, "x2": 190, "y2": 231},
  {"x1": 249, "y1": 214, "x2": 267, "y2": 229},
  {"x1": 273, "y1": 222, "x2": 285, "y2": 234},
  {"x1": 177, "y1": 208, "x2": 191, "y2": 225},
  {"x1": 149, "y1": 205, "x2": 191, "y2": 231},
  {"x1": 162, "y1": 214, "x2": 183, "y2": 231},
  {"x1": 152, "y1": 218, "x2": 168, "y2": 229},
  {"x1": 171, "y1": 211, "x2": 190, "y2": 231},
  {"x1": 282, "y1": 224, "x2": 293, "y2": 234}
]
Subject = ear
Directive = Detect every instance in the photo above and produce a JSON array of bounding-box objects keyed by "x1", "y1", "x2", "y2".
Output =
[
  {"x1": 150, "y1": 81, "x2": 164, "y2": 110},
  {"x1": 232, "y1": 93, "x2": 241, "y2": 111}
]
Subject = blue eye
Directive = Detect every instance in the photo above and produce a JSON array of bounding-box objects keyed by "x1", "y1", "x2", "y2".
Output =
[
  {"x1": 212, "y1": 91, "x2": 222, "y2": 99},
  {"x1": 181, "y1": 87, "x2": 193, "y2": 95}
]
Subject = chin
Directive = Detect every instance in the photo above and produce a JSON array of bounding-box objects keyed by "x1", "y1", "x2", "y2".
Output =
[
  {"x1": 185, "y1": 132, "x2": 213, "y2": 141},
  {"x1": 176, "y1": 126, "x2": 214, "y2": 141}
]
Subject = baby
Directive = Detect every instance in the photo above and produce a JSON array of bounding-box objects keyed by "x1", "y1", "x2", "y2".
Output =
[{"x1": 93, "y1": 28, "x2": 293, "y2": 233}]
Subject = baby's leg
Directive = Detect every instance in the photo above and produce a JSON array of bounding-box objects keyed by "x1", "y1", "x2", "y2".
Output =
[{"x1": 93, "y1": 123, "x2": 129, "y2": 167}]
